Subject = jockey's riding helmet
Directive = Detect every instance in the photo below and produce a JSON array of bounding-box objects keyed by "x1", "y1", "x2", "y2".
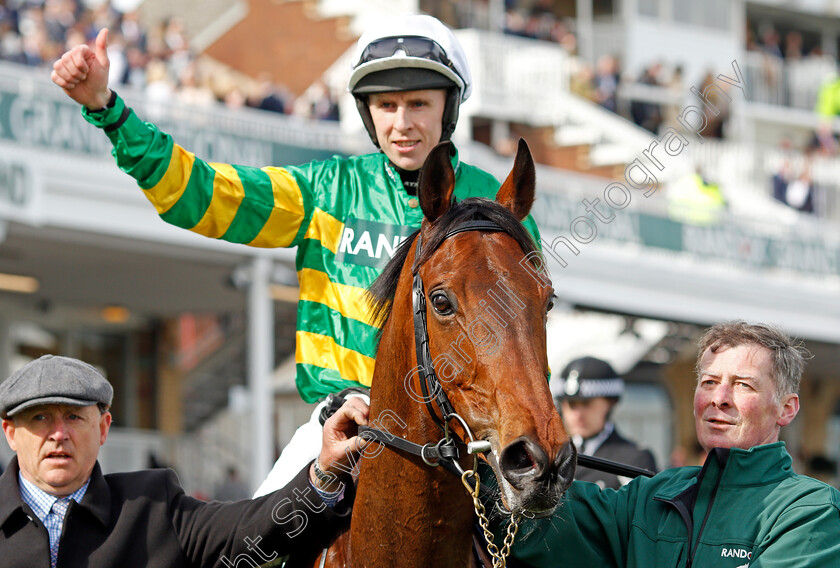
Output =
[{"x1": 348, "y1": 14, "x2": 472, "y2": 147}]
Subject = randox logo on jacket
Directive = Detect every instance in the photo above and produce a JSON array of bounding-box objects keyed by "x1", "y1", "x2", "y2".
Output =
[
  {"x1": 720, "y1": 547, "x2": 751, "y2": 559},
  {"x1": 336, "y1": 218, "x2": 417, "y2": 268}
]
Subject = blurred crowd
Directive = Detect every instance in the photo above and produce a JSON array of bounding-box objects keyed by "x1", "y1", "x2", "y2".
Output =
[
  {"x1": 501, "y1": 0, "x2": 578, "y2": 51},
  {"x1": 746, "y1": 24, "x2": 823, "y2": 61},
  {"x1": 0, "y1": 0, "x2": 339, "y2": 120},
  {"x1": 573, "y1": 21, "x2": 835, "y2": 218},
  {"x1": 744, "y1": 22, "x2": 831, "y2": 215},
  {"x1": 567, "y1": 54, "x2": 699, "y2": 144},
  {"x1": 2, "y1": 1, "x2": 835, "y2": 218},
  {"x1": 425, "y1": 1, "x2": 690, "y2": 137},
  {"x1": 425, "y1": 0, "x2": 579, "y2": 51},
  {"x1": 424, "y1": 0, "x2": 830, "y2": 219}
]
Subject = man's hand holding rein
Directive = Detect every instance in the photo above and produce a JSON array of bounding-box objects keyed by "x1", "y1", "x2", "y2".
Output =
[{"x1": 310, "y1": 397, "x2": 370, "y2": 494}]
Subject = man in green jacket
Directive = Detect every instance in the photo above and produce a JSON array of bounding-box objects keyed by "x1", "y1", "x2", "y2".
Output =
[
  {"x1": 51, "y1": 14, "x2": 542, "y2": 495},
  {"x1": 508, "y1": 321, "x2": 840, "y2": 568}
]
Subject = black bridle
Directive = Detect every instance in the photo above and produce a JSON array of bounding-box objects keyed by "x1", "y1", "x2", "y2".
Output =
[
  {"x1": 359, "y1": 219, "x2": 504, "y2": 488},
  {"x1": 411, "y1": 220, "x2": 505, "y2": 433}
]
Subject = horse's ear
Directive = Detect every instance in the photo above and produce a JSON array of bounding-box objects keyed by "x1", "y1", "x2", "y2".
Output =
[
  {"x1": 495, "y1": 138, "x2": 536, "y2": 221},
  {"x1": 418, "y1": 141, "x2": 456, "y2": 223}
]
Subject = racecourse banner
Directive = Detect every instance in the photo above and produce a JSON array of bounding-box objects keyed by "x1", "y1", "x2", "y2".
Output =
[{"x1": 533, "y1": 191, "x2": 840, "y2": 278}]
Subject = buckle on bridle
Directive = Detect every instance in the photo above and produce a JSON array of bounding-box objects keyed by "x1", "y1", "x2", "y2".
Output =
[{"x1": 421, "y1": 437, "x2": 460, "y2": 467}]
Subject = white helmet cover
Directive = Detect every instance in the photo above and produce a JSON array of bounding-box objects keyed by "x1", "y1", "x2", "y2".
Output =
[{"x1": 349, "y1": 14, "x2": 472, "y2": 102}]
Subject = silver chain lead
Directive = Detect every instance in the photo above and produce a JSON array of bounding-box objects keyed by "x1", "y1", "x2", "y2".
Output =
[{"x1": 462, "y1": 470, "x2": 521, "y2": 568}]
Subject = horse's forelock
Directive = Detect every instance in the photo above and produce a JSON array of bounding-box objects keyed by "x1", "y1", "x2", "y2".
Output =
[
  {"x1": 366, "y1": 198, "x2": 539, "y2": 333},
  {"x1": 418, "y1": 198, "x2": 539, "y2": 267}
]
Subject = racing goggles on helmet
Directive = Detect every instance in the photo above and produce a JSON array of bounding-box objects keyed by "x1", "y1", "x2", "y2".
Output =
[{"x1": 357, "y1": 35, "x2": 455, "y2": 71}]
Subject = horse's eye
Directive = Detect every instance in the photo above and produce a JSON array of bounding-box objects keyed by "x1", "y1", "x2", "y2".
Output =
[
  {"x1": 547, "y1": 295, "x2": 556, "y2": 313},
  {"x1": 430, "y1": 292, "x2": 453, "y2": 315}
]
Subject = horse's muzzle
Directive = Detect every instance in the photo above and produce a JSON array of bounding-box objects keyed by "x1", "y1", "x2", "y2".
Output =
[{"x1": 499, "y1": 438, "x2": 576, "y2": 511}]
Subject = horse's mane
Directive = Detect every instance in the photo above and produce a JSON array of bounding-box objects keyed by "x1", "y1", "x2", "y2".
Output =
[{"x1": 366, "y1": 197, "x2": 540, "y2": 332}]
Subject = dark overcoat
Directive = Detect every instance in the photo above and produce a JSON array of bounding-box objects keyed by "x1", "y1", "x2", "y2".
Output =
[{"x1": 0, "y1": 457, "x2": 351, "y2": 567}]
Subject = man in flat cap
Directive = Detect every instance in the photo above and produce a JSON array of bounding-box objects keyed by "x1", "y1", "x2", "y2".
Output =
[
  {"x1": 552, "y1": 356, "x2": 657, "y2": 488},
  {"x1": 0, "y1": 355, "x2": 368, "y2": 568}
]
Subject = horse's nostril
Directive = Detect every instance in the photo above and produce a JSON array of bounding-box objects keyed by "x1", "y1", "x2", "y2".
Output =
[
  {"x1": 500, "y1": 439, "x2": 547, "y2": 489},
  {"x1": 553, "y1": 441, "x2": 577, "y2": 489},
  {"x1": 502, "y1": 441, "x2": 535, "y2": 472}
]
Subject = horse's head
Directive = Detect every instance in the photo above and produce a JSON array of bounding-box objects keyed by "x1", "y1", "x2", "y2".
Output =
[{"x1": 410, "y1": 139, "x2": 576, "y2": 514}]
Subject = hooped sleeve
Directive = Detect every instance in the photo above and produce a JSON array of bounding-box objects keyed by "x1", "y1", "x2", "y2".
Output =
[{"x1": 81, "y1": 92, "x2": 309, "y2": 248}]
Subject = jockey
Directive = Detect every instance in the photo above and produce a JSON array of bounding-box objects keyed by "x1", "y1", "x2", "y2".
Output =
[{"x1": 51, "y1": 14, "x2": 541, "y2": 498}]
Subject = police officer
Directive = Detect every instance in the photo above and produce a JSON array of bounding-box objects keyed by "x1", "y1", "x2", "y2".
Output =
[{"x1": 552, "y1": 356, "x2": 657, "y2": 488}]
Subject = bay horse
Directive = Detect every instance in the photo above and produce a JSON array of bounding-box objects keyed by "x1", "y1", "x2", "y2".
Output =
[{"x1": 312, "y1": 139, "x2": 575, "y2": 567}]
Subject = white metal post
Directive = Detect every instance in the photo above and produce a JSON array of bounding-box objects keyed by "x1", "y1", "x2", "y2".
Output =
[
  {"x1": 488, "y1": 0, "x2": 504, "y2": 32},
  {"x1": 247, "y1": 256, "x2": 274, "y2": 492},
  {"x1": 576, "y1": 0, "x2": 594, "y2": 64},
  {"x1": 0, "y1": 316, "x2": 10, "y2": 381}
]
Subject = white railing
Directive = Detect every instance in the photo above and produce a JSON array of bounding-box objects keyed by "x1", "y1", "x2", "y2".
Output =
[
  {"x1": 740, "y1": 51, "x2": 835, "y2": 111},
  {"x1": 170, "y1": 409, "x2": 254, "y2": 497},
  {"x1": 546, "y1": 89, "x2": 656, "y2": 151},
  {"x1": 455, "y1": 29, "x2": 663, "y2": 164},
  {"x1": 456, "y1": 29, "x2": 572, "y2": 122},
  {"x1": 99, "y1": 428, "x2": 168, "y2": 475},
  {"x1": 689, "y1": 138, "x2": 840, "y2": 225}
]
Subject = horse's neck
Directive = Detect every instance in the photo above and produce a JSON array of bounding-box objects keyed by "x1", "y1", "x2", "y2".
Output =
[{"x1": 348, "y1": 319, "x2": 475, "y2": 566}]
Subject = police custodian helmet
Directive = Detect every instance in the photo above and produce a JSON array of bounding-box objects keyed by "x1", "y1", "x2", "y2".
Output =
[{"x1": 551, "y1": 356, "x2": 625, "y2": 401}]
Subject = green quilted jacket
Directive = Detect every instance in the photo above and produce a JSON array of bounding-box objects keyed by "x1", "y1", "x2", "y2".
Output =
[{"x1": 508, "y1": 442, "x2": 840, "y2": 568}]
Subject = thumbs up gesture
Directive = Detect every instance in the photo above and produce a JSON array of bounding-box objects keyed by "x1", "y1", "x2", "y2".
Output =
[{"x1": 51, "y1": 28, "x2": 113, "y2": 109}]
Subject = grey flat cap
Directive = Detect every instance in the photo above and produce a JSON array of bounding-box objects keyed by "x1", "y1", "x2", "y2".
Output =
[{"x1": 0, "y1": 355, "x2": 113, "y2": 418}]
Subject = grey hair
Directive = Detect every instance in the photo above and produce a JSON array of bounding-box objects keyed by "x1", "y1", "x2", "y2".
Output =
[{"x1": 696, "y1": 321, "x2": 809, "y2": 400}]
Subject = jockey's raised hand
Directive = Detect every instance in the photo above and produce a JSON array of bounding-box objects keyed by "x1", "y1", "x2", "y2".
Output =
[{"x1": 51, "y1": 28, "x2": 112, "y2": 110}]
